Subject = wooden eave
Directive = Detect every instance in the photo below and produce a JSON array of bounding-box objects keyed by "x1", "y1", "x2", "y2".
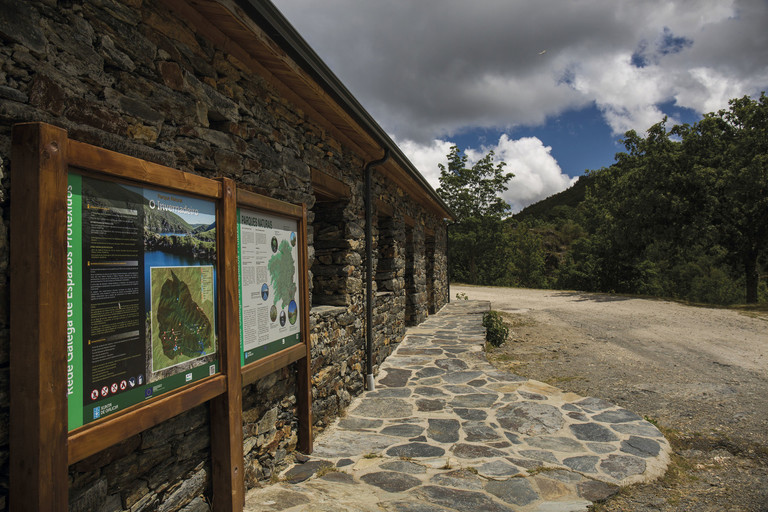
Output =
[
  {"x1": 163, "y1": 0, "x2": 454, "y2": 221},
  {"x1": 311, "y1": 168, "x2": 350, "y2": 201}
]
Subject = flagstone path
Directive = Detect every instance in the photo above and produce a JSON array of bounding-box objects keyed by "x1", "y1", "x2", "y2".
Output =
[{"x1": 244, "y1": 301, "x2": 670, "y2": 511}]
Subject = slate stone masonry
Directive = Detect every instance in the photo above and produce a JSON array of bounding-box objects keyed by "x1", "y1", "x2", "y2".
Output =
[
  {"x1": 0, "y1": 1, "x2": 449, "y2": 510},
  {"x1": 243, "y1": 301, "x2": 670, "y2": 512}
]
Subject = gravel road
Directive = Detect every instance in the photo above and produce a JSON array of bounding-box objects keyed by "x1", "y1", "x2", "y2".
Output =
[{"x1": 452, "y1": 285, "x2": 768, "y2": 511}]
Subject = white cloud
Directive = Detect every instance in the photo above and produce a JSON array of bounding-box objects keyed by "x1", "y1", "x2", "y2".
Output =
[
  {"x1": 468, "y1": 135, "x2": 576, "y2": 212},
  {"x1": 273, "y1": 0, "x2": 767, "y2": 140},
  {"x1": 396, "y1": 134, "x2": 575, "y2": 213},
  {"x1": 676, "y1": 67, "x2": 764, "y2": 114},
  {"x1": 273, "y1": 0, "x2": 767, "y2": 211},
  {"x1": 569, "y1": 54, "x2": 674, "y2": 134},
  {"x1": 394, "y1": 138, "x2": 452, "y2": 191}
]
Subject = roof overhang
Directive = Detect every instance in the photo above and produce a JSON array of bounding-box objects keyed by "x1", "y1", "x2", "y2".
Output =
[{"x1": 161, "y1": 0, "x2": 455, "y2": 221}]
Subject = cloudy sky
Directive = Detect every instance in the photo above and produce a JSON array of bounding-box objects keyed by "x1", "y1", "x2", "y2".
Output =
[{"x1": 272, "y1": 0, "x2": 768, "y2": 211}]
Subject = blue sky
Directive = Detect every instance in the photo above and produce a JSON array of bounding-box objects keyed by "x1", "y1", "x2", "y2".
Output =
[
  {"x1": 450, "y1": 101, "x2": 702, "y2": 179},
  {"x1": 272, "y1": 0, "x2": 768, "y2": 211},
  {"x1": 451, "y1": 104, "x2": 619, "y2": 178}
]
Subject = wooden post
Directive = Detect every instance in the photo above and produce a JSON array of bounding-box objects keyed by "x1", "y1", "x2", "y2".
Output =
[
  {"x1": 210, "y1": 177, "x2": 245, "y2": 510},
  {"x1": 296, "y1": 204, "x2": 313, "y2": 453},
  {"x1": 234, "y1": 190, "x2": 313, "y2": 453},
  {"x1": 10, "y1": 123, "x2": 69, "y2": 511}
]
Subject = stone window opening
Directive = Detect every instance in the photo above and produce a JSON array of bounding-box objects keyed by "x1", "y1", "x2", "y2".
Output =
[
  {"x1": 375, "y1": 214, "x2": 398, "y2": 298},
  {"x1": 311, "y1": 197, "x2": 354, "y2": 307},
  {"x1": 426, "y1": 233, "x2": 436, "y2": 314},
  {"x1": 404, "y1": 223, "x2": 418, "y2": 325},
  {"x1": 310, "y1": 169, "x2": 354, "y2": 308}
]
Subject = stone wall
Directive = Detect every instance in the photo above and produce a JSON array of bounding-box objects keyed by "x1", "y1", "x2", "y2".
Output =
[
  {"x1": 0, "y1": 1, "x2": 449, "y2": 510},
  {"x1": 372, "y1": 213, "x2": 406, "y2": 366}
]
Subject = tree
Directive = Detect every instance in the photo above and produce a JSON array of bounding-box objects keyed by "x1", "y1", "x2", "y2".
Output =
[
  {"x1": 437, "y1": 146, "x2": 513, "y2": 221},
  {"x1": 561, "y1": 95, "x2": 767, "y2": 304},
  {"x1": 437, "y1": 146, "x2": 514, "y2": 285},
  {"x1": 683, "y1": 94, "x2": 768, "y2": 303},
  {"x1": 570, "y1": 119, "x2": 725, "y2": 298},
  {"x1": 508, "y1": 222, "x2": 548, "y2": 288}
]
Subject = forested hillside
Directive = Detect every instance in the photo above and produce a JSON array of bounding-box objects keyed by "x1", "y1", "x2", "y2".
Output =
[
  {"x1": 440, "y1": 93, "x2": 768, "y2": 305},
  {"x1": 513, "y1": 174, "x2": 593, "y2": 223}
]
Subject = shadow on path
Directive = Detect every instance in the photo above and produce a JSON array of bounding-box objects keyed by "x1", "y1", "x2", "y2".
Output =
[{"x1": 551, "y1": 291, "x2": 636, "y2": 303}]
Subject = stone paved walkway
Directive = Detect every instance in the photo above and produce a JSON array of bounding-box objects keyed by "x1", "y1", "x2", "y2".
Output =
[{"x1": 244, "y1": 301, "x2": 671, "y2": 512}]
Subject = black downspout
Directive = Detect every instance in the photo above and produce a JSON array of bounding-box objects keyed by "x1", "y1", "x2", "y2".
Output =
[
  {"x1": 446, "y1": 220, "x2": 451, "y2": 303},
  {"x1": 364, "y1": 149, "x2": 390, "y2": 391}
]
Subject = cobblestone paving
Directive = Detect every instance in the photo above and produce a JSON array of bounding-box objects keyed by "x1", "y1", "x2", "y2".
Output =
[{"x1": 245, "y1": 301, "x2": 671, "y2": 511}]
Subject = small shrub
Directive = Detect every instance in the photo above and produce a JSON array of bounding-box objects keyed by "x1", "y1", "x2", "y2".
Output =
[
  {"x1": 315, "y1": 466, "x2": 341, "y2": 478},
  {"x1": 483, "y1": 310, "x2": 509, "y2": 347}
]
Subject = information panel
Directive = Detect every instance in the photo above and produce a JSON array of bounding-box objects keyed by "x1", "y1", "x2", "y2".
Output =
[
  {"x1": 67, "y1": 173, "x2": 219, "y2": 430},
  {"x1": 237, "y1": 208, "x2": 301, "y2": 365}
]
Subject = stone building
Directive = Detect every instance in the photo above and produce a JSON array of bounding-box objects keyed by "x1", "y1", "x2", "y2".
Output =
[{"x1": 0, "y1": 0, "x2": 451, "y2": 510}]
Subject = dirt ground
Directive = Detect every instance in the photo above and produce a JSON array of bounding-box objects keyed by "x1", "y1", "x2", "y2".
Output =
[{"x1": 453, "y1": 285, "x2": 768, "y2": 512}]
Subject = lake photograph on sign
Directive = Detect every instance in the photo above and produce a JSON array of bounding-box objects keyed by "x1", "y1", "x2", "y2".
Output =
[
  {"x1": 66, "y1": 172, "x2": 219, "y2": 430},
  {"x1": 142, "y1": 187, "x2": 218, "y2": 382}
]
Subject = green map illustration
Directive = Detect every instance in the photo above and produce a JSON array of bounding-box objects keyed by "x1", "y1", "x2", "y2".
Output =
[
  {"x1": 268, "y1": 239, "x2": 297, "y2": 310},
  {"x1": 151, "y1": 267, "x2": 214, "y2": 371}
]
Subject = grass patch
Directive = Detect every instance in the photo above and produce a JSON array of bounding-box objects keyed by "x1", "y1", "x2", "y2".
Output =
[
  {"x1": 482, "y1": 310, "x2": 537, "y2": 353},
  {"x1": 730, "y1": 303, "x2": 768, "y2": 321},
  {"x1": 498, "y1": 311, "x2": 535, "y2": 325},
  {"x1": 487, "y1": 352, "x2": 516, "y2": 362},
  {"x1": 589, "y1": 449, "x2": 698, "y2": 511},
  {"x1": 643, "y1": 415, "x2": 661, "y2": 428},
  {"x1": 315, "y1": 466, "x2": 342, "y2": 478}
]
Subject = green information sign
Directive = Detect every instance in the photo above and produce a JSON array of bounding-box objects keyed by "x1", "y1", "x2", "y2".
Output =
[
  {"x1": 237, "y1": 208, "x2": 301, "y2": 366},
  {"x1": 67, "y1": 173, "x2": 219, "y2": 430}
]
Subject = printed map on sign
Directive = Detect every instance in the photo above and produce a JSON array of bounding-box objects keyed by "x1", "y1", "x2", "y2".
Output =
[
  {"x1": 66, "y1": 173, "x2": 219, "y2": 430},
  {"x1": 151, "y1": 266, "x2": 215, "y2": 372},
  {"x1": 268, "y1": 239, "x2": 297, "y2": 310},
  {"x1": 238, "y1": 209, "x2": 301, "y2": 365}
]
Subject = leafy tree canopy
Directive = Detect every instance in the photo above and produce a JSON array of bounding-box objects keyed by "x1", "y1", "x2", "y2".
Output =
[
  {"x1": 441, "y1": 94, "x2": 767, "y2": 305},
  {"x1": 437, "y1": 146, "x2": 514, "y2": 285},
  {"x1": 437, "y1": 146, "x2": 513, "y2": 221}
]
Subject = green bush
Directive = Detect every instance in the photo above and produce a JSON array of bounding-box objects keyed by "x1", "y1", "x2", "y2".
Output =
[{"x1": 483, "y1": 311, "x2": 509, "y2": 347}]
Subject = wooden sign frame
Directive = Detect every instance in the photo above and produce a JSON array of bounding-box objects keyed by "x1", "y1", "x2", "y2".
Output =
[
  {"x1": 236, "y1": 189, "x2": 313, "y2": 453},
  {"x1": 9, "y1": 123, "x2": 312, "y2": 511}
]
